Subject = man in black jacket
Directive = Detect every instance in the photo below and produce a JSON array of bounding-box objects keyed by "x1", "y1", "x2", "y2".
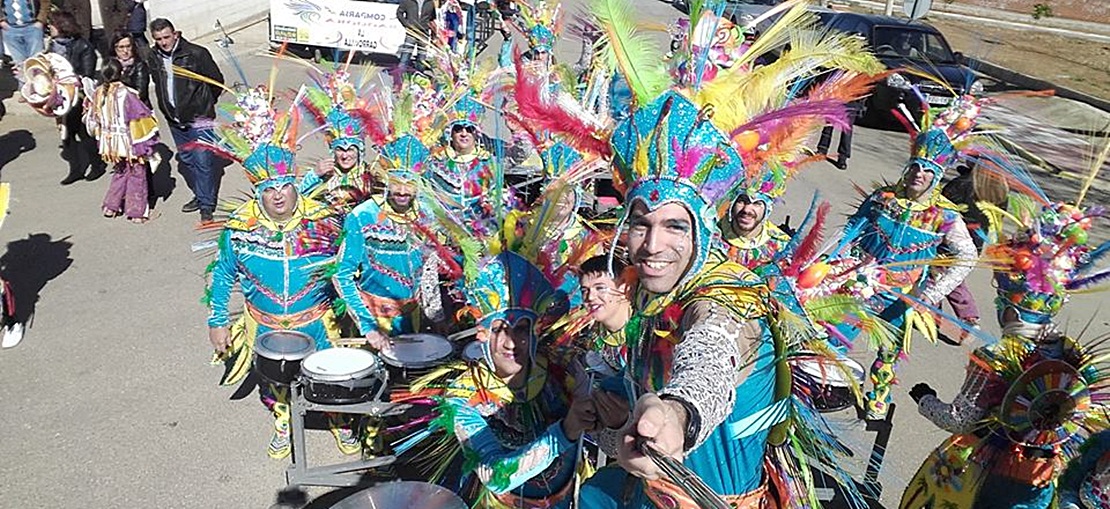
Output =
[
  {"x1": 147, "y1": 17, "x2": 224, "y2": 221},
  {"x1": 395, "y1": 0, "x2": 433, "y2": 76}
]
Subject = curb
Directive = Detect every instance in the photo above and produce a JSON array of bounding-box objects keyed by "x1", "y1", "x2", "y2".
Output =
[{"x1": 966, "y1": 57, "x2": 1110, "y2": 115}]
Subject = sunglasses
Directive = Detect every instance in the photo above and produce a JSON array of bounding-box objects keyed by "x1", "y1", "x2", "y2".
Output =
[{"x1": 451, "y1": 124, "x2": 476, "y2": 134}]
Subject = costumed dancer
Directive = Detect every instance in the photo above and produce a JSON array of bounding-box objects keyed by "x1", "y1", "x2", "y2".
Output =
[
  {"x1": 426, "y1": 91, "x2": 505, "y2": 234},
  {"x1": 1060, "y1": 431, "x2": 1110, "y2": 509},
  {"x1": 332, "y1": 132, "x2": 442, "y2": 347},
  {"x1": 900, "y1": 189, "x2": 1110, "y2": 508},
  {"x1": 837, "y1": 93, "x2": 980, "y2": 420},
  {"x1": 507, "y1": 1, "x2": 885, "y2": 506},
  {"x1": 195, "y1": 85, "x2": 353, "y2": 459},
  {"x1": 388, "y1": 228, "x2": 594, "y2": 507},
  {"x1": 297, "y1": 65, "x2": 379, "y2": 214},
  {"x1": 82, "y1": 59, "x2": 159, "y2": 223}
]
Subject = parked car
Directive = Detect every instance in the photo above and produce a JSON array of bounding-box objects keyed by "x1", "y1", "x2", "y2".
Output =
[{"x1": 816, "y1": 12, "x2": 983, "y2": 124}]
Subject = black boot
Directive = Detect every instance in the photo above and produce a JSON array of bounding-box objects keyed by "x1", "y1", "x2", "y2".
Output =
[{"x1": 60, "y1": 171, "x2": 84, "y2": 185}]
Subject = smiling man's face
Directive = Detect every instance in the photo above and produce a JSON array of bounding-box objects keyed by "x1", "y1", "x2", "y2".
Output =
[{"x1": 627, "y1": 201, "x2": 695, "y2": 294}]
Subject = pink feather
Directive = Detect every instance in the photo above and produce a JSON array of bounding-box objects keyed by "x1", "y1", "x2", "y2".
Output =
[
  {"x1": 513, "y1": 53, "x2": 612, "y2": 157},
  {"x1": 785, "y1": 201, "x2": 831, "y2": 277}
]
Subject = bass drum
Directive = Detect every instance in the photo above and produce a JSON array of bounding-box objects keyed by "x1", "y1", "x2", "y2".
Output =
[
  {"x1": 253, "y1": 330, "x2": 316, "y2": 385},
  {"x1": 300, "y1": 347, "x2": 388, "y2": 405}
]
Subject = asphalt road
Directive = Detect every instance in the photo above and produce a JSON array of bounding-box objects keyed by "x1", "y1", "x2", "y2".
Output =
[{"x1": 0, "y1": 3, "x2": 1107, "y2": 508}]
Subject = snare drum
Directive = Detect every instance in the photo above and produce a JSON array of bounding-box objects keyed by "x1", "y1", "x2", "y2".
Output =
[
  {"x1": 254, "y1": 330, "x2": 316, "y2": 385},
  {"x1": 380, "y1": 334, "x2": 454, "y2": 383},
  {"x1": 790, "y1": 354, "x2": 865, "y2": 413},
  {"x1": 300, "y1": 348, "x2": 388, "y2": 404}
]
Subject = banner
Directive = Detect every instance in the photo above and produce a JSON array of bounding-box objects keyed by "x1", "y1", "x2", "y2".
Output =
[{"x1": 269, "y1": 0, "x2": 407, "y2": 55}]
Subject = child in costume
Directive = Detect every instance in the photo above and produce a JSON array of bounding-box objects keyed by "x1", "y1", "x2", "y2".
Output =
[{"x1": 83, "y1": 58, "x2": 159, "y2": 223}]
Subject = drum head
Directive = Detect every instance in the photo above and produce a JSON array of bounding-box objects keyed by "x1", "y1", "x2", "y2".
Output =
[
  {"x1": 461, "y1": 340, "x2": 485, "y2": 362},
  {"x1": 301, "y1": 347, "x2": 380, "y2": 382},
  {"x1": 791, "y1": 355, "x2": 864, "y2": 388},
  {"x1": 255, "y1": 330, "x2": 316, "y2": 361},
  {"x1": 381, "y1": 334, "x2": 453, "y2": 369},
  {"x1": 330, "y1": 481, "x2": 467, "y2": 509}
]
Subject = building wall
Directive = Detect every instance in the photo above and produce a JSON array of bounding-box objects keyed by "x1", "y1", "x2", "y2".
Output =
[
  {"x1": 950, "y1": 0, "x2": 1110, "y2": 24},
  {"x1": 145, "y1": 0, "x2": 269, "y2": 39}
]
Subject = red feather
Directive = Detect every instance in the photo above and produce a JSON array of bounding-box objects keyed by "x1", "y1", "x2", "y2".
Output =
[
  {"x1": 410, "y1": 221, "x2": 464, "y2": 281},
  {"x1": 513, "y1": 53, "x2": 611, "y2": 157},
  {"x1": 785, "y1": 201, "x2": 830, "y2": 277},
  {"x1": 181, "y1": 140, "x2": 243, "y2": 164}
]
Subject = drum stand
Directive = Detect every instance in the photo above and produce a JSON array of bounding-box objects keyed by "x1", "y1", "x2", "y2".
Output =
[{"x1": 286, "y1": 381, "x2": 398, "y2": 488}]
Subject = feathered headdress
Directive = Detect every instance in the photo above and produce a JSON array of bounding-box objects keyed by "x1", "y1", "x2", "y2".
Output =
[
  {"x1": 513, "y1": 0, "x2": 564, "y2": 53},
  {"x1": 296, "y1": 66, "x2": 387, "y2": 153},
  {"x1": 463, "y1": 251, "x2": 569, "y2": 331},
  {"x1": 380, "y1": 134, "x2": 432, "y2": 182},
  {"x1": 191, "y1": 85, "x2": 300, "y2": 194},
  {"x1": 986, "y1": 202, "x2": 1109, "y2": 324},
  {"x1": 893, "y1": 93, "x2": 985, "y2": 193}
]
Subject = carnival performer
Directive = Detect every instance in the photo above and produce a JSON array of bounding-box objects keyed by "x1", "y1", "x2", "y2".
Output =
[
  {"x1": 722, "y1": 193, "x2": 792, "y2": 272},
  {"x1": 197, "y1": 86, "x2": 354, "y2": 459},
  {"x1": 506, "y1": 1, "x2": 885, "y2": 505},
  {"x1": 900, "y1": 197, "x2": 1110, "y2": 509},
  {"x1": 297, "y1": 68, "x2": 378, "y2": 213},
  {"x1": 1059, "y1": 431, "x2": 1110, "y2": 509},
  {"x1": 425, "y1": 93, "x2": 503, "y2": 233},
  {"x1": 391, "y1": 248, "x2": 594, "y2": 508},
  {"x1": 83, "y1": 59, "x2": 159, "y2": 223},
  {"x1": 840, "y1": 95, "x2": 978, "y2": 420},
  {"x1": 333, "y1": 134, "x2": 442, "y2": 348}
]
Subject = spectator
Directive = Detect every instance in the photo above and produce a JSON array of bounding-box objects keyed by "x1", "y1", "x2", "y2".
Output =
[
  {"x1": 147, "y1": 17, "x2": 225, "y2": 222},
  {"x1": 0, "y1": 0, "x2": 51, "y2": 75},
  {"x1": 815, "y1": 99, "x2": 858, "y2": 170},
  {"x1": 121, "y1": 0, "x2": 145, "y2": 53},
  {"x1": 110, "y1": 31, "x2": 148, "y2": 107},
  {"x1": 49, "y1": 11, "x2": 103, "y2": 184},
  {"x1": 52, "y1": 0, "x2": 91, "y2": 38},
  {"x1": 395, "y1": 0, "x2": 433, "y2": 75}
]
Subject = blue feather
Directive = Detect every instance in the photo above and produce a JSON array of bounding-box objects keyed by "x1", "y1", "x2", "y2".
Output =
[
  {"x1": 1065, "y1": 268, "x2": 1110, "y2": 291},
  {"x1": 897, "y1": 290, "x2": 998, "y2": 345},
  {"x1": 1078, "y1": 240, "x2": 1110, "y2": 271}
]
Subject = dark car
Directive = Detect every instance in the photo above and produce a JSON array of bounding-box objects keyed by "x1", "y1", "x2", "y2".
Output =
[{"x1": 817, "y1": 12, "x2": 983, "y2": 124}]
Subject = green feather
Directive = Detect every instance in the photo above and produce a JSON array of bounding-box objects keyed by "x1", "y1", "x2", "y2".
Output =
[
  {"x1": 591, "y1": 0, "x2": 669, "y2": 105},
  {"x1": 200, "y1": 285, "x2": 213, "y2": 307},
  {"x1": 333, "y1": 298, "x2": 347, "y2": 316},
  {"x1": 394, "y1": 92, "x2": 414, "y2": 135}
]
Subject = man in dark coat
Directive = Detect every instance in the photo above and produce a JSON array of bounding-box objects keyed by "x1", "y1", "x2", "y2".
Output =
[{"x1": 147, "y1": 17, "x2": 225, "y2": 222}]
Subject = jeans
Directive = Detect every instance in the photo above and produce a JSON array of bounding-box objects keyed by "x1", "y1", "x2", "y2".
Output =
[
  {"x1": 2, "y1": 23, "x2": 44, "y2": 63},
  {"x1": 170, "y1": 123, "x2": 218, "y2": 212}
]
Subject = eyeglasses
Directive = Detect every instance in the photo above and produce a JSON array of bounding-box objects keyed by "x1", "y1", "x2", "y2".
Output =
[{"x1": 451, "y1": 124, "x2": 476, "y2": 134}]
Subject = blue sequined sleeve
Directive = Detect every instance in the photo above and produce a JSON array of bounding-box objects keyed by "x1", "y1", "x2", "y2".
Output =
[
  {"x1": 332, "y1": 211, "x2": 378, "y2": 334},
  {"x1": 207, "y1": 230, "x2": 238, "y2": 328},
  {"x1": 446, "y1": 398, "x2": 576, "y2": 495},
  {"x1": 297, "y1": 170, "x2": 324, "y2": 198}
]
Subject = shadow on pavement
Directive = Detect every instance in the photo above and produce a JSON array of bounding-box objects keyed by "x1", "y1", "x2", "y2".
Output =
[
  {"x1": 148, "y1": 142, "x2": 177, "y2": 208},
  {"x1": 0, "y1": 234, "x2": 74, "y2": 326},
  {"x1": 0, "y1": 129, "x2": 36, "y2": 177},
  {"x1": 0, "y1": 65, "x2": 17, "y2": 120}
]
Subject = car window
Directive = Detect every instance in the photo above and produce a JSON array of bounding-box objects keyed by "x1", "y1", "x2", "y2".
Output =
[{"x1": 872, "y1": 26, "x2": 955, "y2": 62}]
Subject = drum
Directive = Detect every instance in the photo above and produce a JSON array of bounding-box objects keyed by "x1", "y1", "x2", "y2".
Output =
[
  {"x1": 461, "y1": 340, "x2": 486, "y2": 363},
  {"x1": 380, "y1": 334, "x2": 454, "y2": 383},
  {"x1": 790, "y1": 354, "x2": 865, "y2": 413},
  {"x1": 330, "y1": 481, "x2": 467, "y2": 509},
  {"x1": 300, "y1": 348, "x2": 388, "y2": 405},
  {"x1": 253, "y1": 330, "x2": 316, "y2": 385}
]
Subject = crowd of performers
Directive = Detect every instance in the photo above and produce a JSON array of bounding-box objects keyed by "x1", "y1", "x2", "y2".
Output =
[{"x1": 178, "y1": 0, "x2": 1110, "y2": 507}]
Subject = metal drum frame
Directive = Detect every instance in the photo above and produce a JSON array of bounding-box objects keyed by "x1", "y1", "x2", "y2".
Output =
[{"x1": 286, "y1": 379, "x2": 398, "y2": 488}]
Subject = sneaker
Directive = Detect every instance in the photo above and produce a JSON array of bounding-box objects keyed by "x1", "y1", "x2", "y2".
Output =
[
  {"x1": 269, "y1": 420, "x2": 291, "y2": 460},
  {"x1": 181, "y1": 198, "x2": 201, "y2": 213},
  {"x1": 2, "y1": 323, "x2": 24, "y2": 348},
  {"x1": 331, "y1": 426, "x2": 361, "y2": 456}
]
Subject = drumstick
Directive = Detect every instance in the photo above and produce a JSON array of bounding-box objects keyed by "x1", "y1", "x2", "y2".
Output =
[{"x1": 571, "y1": 371, "x2": 594, "y2": 509}]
